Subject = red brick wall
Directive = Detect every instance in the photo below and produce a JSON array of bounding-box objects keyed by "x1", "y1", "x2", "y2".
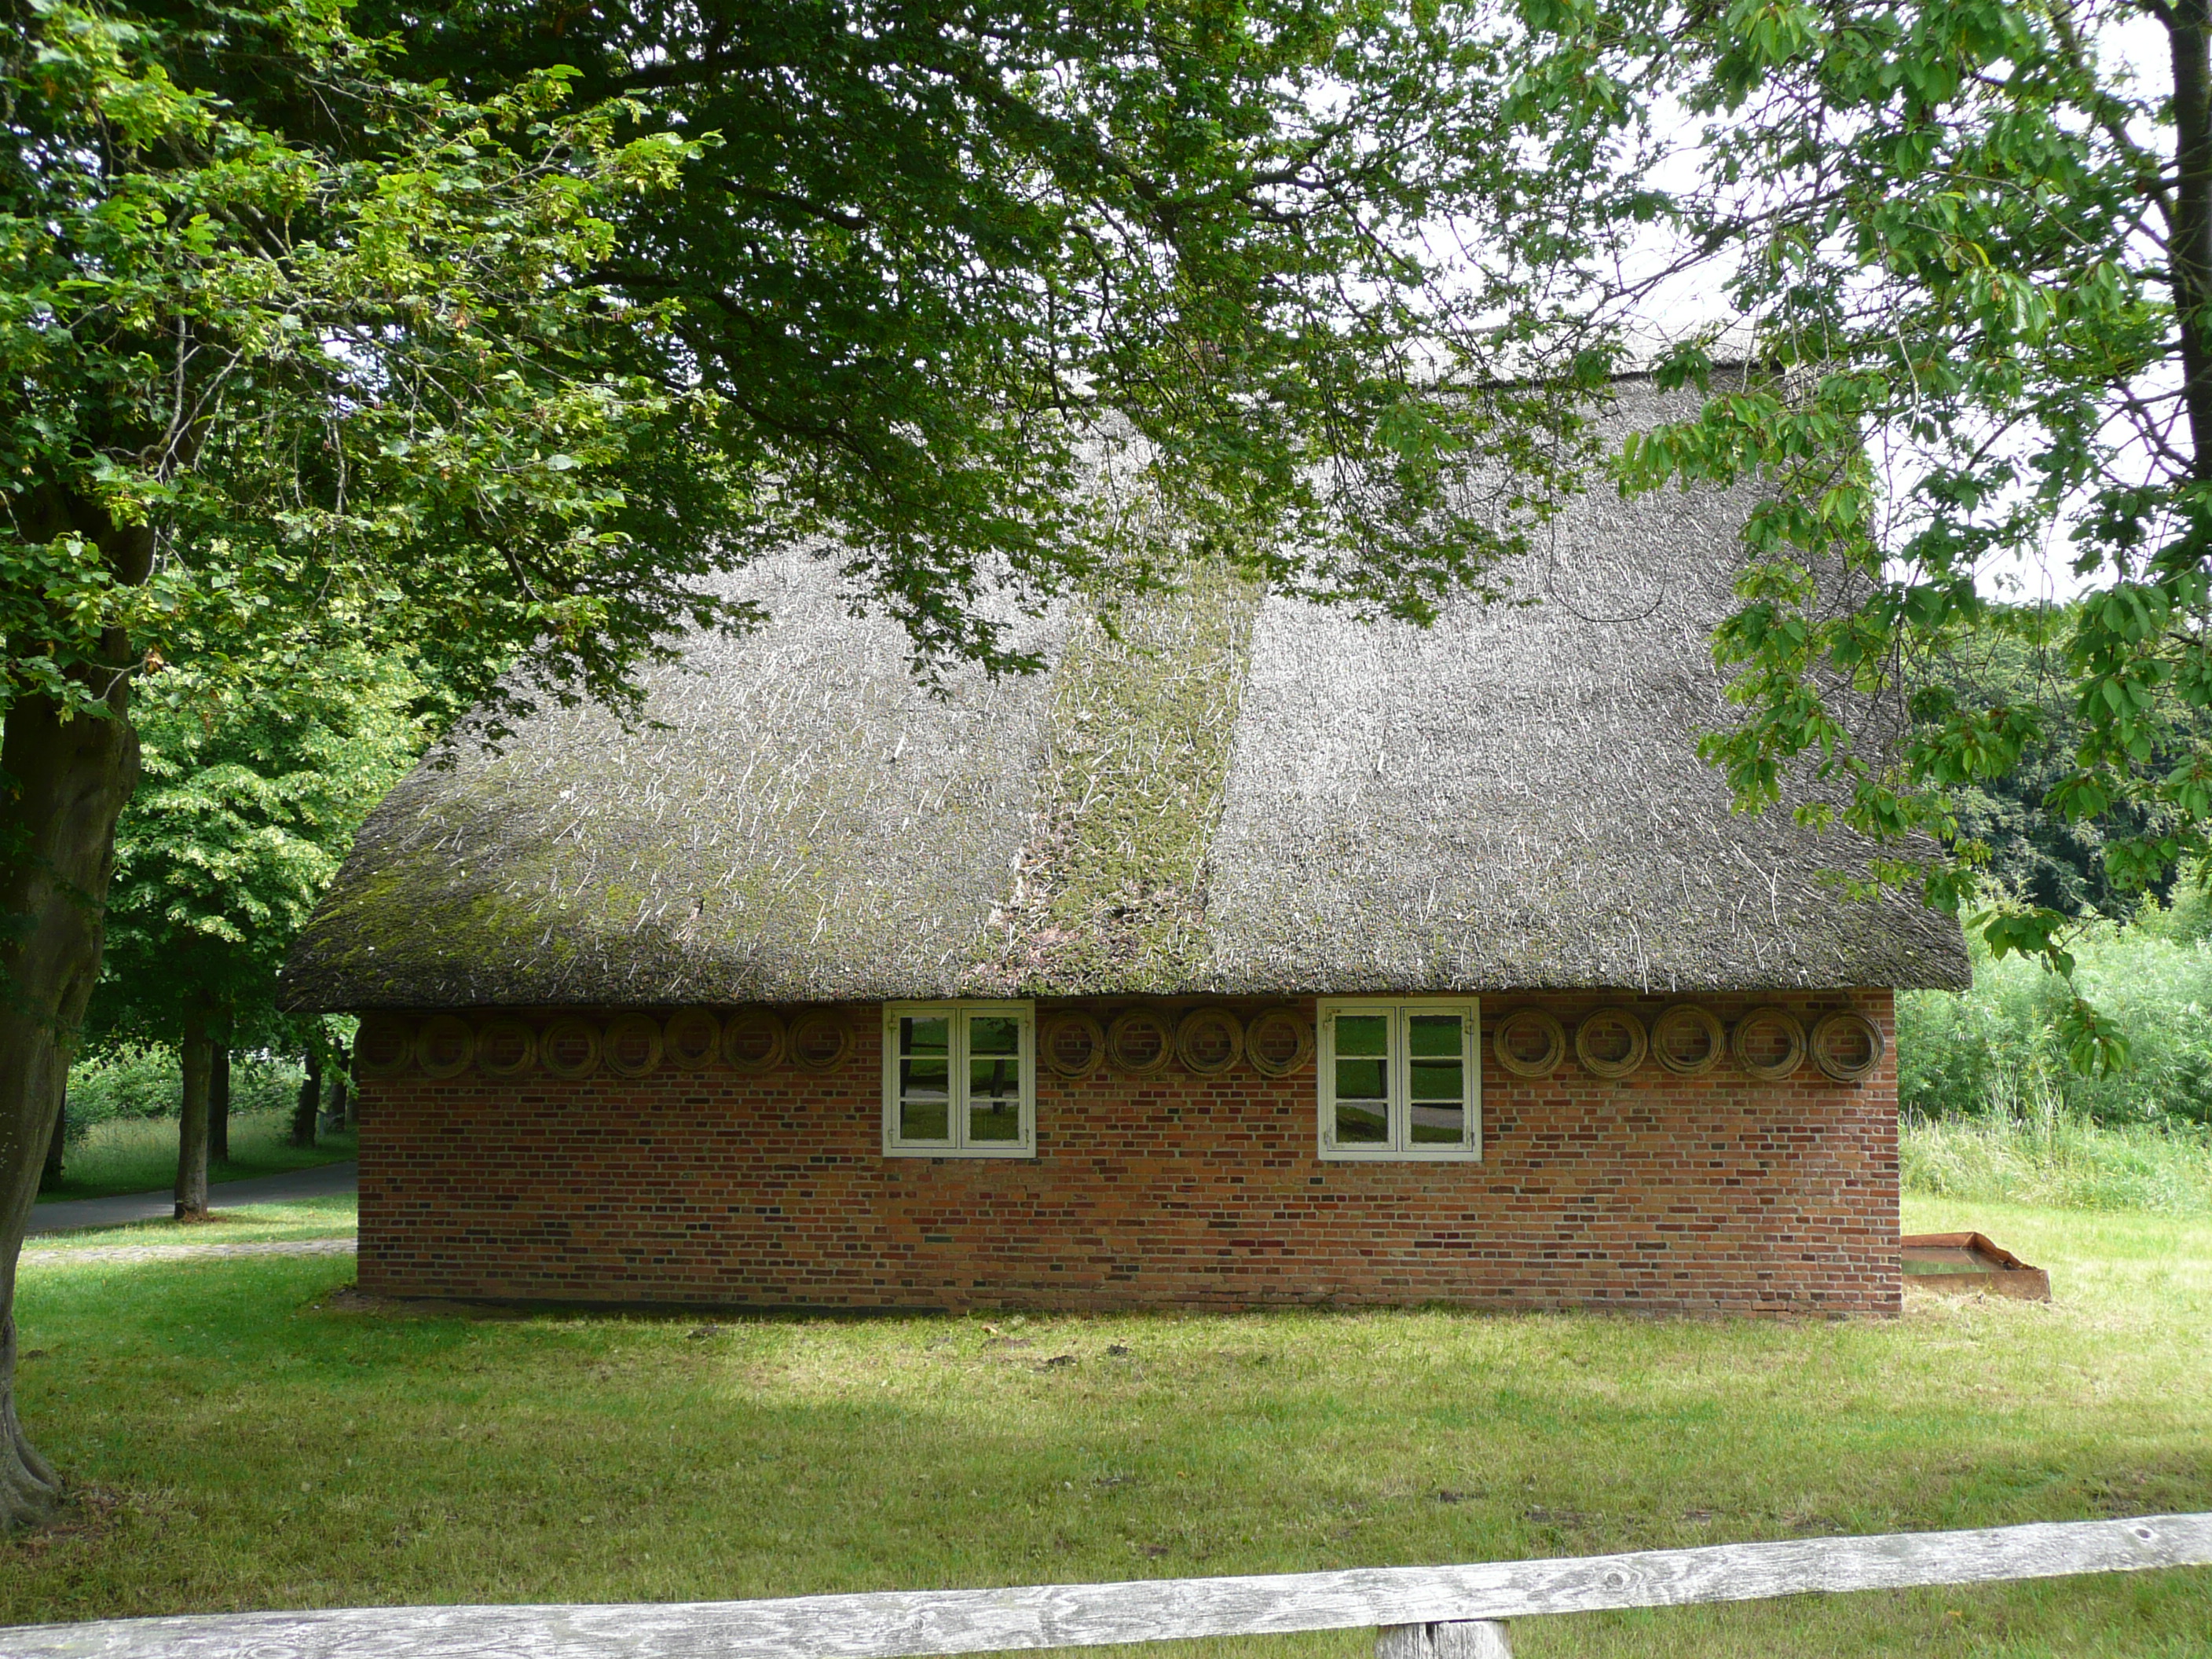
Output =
[{"x1": 355, "y1": 991, "x2": 1900, "y2": 1316}]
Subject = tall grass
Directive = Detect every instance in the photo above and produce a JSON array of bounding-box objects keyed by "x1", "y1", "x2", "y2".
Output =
[
  {"x1": 37, "y1": 1110, "x2": 356, "y2": 1203},
  {"x1": 64, "y1": 1042, "x2": 302, "y2": 1137},
  {"x1": 1895, "y1": 903, "x2": 2212, "y2": 1214},
  {"x1": 1901, "y1": 1101, "x2": 2212, "y2": 1214}
]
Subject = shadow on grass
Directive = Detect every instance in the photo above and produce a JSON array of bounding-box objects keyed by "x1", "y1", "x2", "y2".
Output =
[{"x1": 6, "y1": 1227, "x2": 2211, "y2": 1656}]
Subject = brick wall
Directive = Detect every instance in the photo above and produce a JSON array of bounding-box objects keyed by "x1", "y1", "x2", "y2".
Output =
[{"x1": 355, "y1": 990, "x2": 1899, "y2": 1316}]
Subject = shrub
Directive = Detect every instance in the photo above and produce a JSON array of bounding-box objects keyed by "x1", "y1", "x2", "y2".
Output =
[{"x1": 1899, "y1": 922, "x2": 2212, "y2": 1127}]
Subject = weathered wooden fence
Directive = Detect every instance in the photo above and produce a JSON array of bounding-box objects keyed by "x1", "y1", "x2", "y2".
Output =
[{"x1": 8, "y1": 1512, "x2": 2210, "y2": 1658}]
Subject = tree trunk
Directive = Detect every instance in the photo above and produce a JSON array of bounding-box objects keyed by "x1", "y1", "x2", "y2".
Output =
[
  {"x1": 38, "y1": 1087, "x2": 64, "y2": 1193},
  {"x1": 2167, "y1": 0, "x2": 2212, "y2": 471},
  {"x1": 209, "y1": 1043, "x2": 230, "y2": 1164},
  {"x1": 176, "y1": 1013, "x2": 212, "y2": 1220},
  {"x1": 0, "y1": 664, "x2": 141, "y2": 1530},
  {"x1": 1, "y1": 485, "x2": 149, "y2": 1530},
  {"x1": 291, "y1": 1049, "x2": 320, "y2": 1149}
]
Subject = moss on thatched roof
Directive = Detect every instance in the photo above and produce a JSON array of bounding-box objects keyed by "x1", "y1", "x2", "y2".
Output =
[{"x1": 284, "y1": 379, "x2": 1968, "y2": 1011}]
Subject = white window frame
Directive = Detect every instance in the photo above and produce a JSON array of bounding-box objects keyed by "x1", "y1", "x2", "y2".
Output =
[
  {"x1": 1316, "y1": 997, "x2": 1482, "y2": 1163},
  {"x1": 882, "y1": 1001, "x2": 1038, "y2": 1159}
]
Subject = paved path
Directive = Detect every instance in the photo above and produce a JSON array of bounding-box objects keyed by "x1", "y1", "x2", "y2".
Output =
[
  {"x1": 20, "y1": 1236, "x2": 357, "y2": 1265},
  {"x1": 25, "y1": 1159, "x2": 358, "y2": 1236}
]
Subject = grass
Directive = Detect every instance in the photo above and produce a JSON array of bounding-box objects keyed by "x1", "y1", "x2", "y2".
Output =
[
  {"x1": 22, "y1": 1196, "x2": 359, "y2": 1249},
  {"x1": 1902, "y1": 1110, "x2": 2212, "y2": 1216},
  {"x1": 5, "y1": 1196, "x2": 2209, "y2": 1655},
  {"x1": 36, "y1": 1111, "x2": 357, "y2": 1203}
]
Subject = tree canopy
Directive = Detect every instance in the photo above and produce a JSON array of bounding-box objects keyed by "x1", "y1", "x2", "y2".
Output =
[
  {"x1": 0, "y1": 0, "x2": 1611, "y2": 1531},
  {"x1": 1477, "y1": 0, "x2": 2212, "y2": 1068}
]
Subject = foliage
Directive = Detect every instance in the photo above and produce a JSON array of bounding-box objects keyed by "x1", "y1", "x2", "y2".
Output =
[
  {"x1": 0, "y1": 0, "x2": 750, "y2": 741},
  {"x1": 90, "y1": 649, "x2": 427, "y2": 1053},
  {"x1": 1925, "y1": 606, "x2": 2211, "y2": 919},
  {"x1": 60, "y1": 1043, "x2": 297, "y2": 1135},
  {"x1": 351, "y1": 0, "x2": 1637, "y2": 672},
  {"x1": 8, "y1": 1218, "x2": 2212, "y2": 1651},
  {"x1": 1899, "y1": 903, "x2": 2212, "y2": 1127},
  {"x1": 1479, "y1": 0, "x2": 2212, "y2": 1070}
]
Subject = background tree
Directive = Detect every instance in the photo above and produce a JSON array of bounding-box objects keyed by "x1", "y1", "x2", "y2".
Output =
[
  {"x1": 1927, "y1": 604, "x2": 2212, "y2": 918},
  {"x1": 90, "y1": 650, "x2": 427, "y2": 1216}
]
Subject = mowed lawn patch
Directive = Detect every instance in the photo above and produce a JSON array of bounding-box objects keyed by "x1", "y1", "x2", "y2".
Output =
[
  {"x1": 22, "y1": 1197, "x2": 360, "y2": 1251},
  {"x1": 4, "y1": 1199, "x2": 2208, "y2": 1657}
]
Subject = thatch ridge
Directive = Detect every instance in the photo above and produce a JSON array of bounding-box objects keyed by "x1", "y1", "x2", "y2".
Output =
[{"x1": 284, "y1": 380, "x2": 1968, "y2": 1011}]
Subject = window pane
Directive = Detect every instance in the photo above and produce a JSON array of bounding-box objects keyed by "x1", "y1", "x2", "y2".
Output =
[
  {"x1": 1410, "y1": 1016, "x2": 1467, "y2": 1144},
  {"x1": 1332, "y1": 1012, "x2": 1389, "y2": 1144},
  {"x1": 1335, "y1": 1013, "x2": 1388, "y2": 1057},
  {"x1": 901, "y1": 1016, "x2": 950, "y2": 1058},
  {"x1": 1335, "y1": 1057, "x2": 1386, "y2": 1101},
  {"x1": 969, "y1": 1014, "x2": 1020, "y2": 1056},
  {"x1": 1335, "y1": 1099, "x2": 1389, "y2": 1143},
  {"x1": 969, "y1": 1057, "x2": 1024, "y2": 1142},
  {"x1": 1409, "y1": 1067, "x2": 1466, "y2": 1144},
  {"x1": 899, "y1": 1053, "x2": 951, "y2": 1143},
  {"x1": 1408, "y1": 1014, "x2": 1463, "y2": 1059}
]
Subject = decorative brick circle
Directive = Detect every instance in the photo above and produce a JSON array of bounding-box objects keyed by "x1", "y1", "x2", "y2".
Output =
[
  {"x1": 1042, "y1": 1010, "x2": 1106, "y2": 1079},
  {"x1": 1650, "y1": 1003, "x2": 1724, "y2": 1076},
  {"x1": 1106, "y1": 1006, "x2": 1174, "y2": 1075},
  {"x1": 789, "y1": 1009, "x2": 853, "y2": 1072},
  {"x1": 1245, "y1": 1008, "x2": 1314, "y2": 1078},
  {"x1": 474, "y1": 1018, "x2": 537, "y2": 1078},
  {"x1": 1574, "y1": 1006, "x2": 1649, "y2": 1079},
  {"x1": 1495, "y1": 1009, "x2": 1566, "y2": 1083},
  {"x1": 1492, "y1": 1007, "x2": 1566, "y2": 1078},
  {"x1": 540, "y1": 1017, "x2": 602, "y2": 1080},
  {"x1": 415, "y1": 1015, "x2": 474, "y2": 1080},
  {"x1": 1175, "y1": 1006, "x2": 1245, "y2": 1075},
  {"x1": 1810, "y1": 1010, "x2": 1884, "y2": 1083},
  {"x1": 721, "y1": 1008, "x2": 786, "y2": 1073},
  {"x1": 354, "y1": 1014, "x2": 415, "y2": 1079},
  {"x1": 662, "y1": 1008, "x2": 721, "y2": 1071},
  {"x1": 1730, "y1": 1006, "x2": 1807, "y2": 1081},
  {"x1": 602, "y1": 1013, "x2": 665, "y2": 1078}
]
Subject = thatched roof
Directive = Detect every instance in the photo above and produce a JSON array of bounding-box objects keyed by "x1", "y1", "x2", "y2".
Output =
[{"x1": 283, "y1": 378, "x2": 1969, "y2": 1011}]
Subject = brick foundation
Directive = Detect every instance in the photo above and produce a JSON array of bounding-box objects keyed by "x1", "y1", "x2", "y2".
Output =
[{"x1": 354, "y1": 991, "x2": 1900, "y2": 1316}]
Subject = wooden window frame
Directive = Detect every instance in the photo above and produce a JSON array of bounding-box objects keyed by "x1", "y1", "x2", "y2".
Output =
[
  {"x1": 881, "y1": 1000, "x2": 1038, "y2": 1159},
  {"x1": 1316, "y1": 997, "x2": 1482, "y2": 1163}
]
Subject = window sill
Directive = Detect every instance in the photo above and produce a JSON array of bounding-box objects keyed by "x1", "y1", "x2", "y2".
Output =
[{"x1": 1317, "y1": 1146, "x2": 1484, "y2": 1163}]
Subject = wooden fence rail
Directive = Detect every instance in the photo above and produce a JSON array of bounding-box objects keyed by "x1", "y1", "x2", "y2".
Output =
[{"x1": 8, "y1": 1512, "x2": 2210, "y2": 1659}]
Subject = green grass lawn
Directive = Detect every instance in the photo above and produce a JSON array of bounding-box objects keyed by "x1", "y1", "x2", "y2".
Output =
[
  {"x1": 37, "y1": 1111, "x2": 357, "y2": 1203},
  {"x1": 22, "y1": 1196, "x2": 360, "y2": 1249},
  {"x1": 4, "y1": 1196, "x2": 2208, "y2": 1657}
]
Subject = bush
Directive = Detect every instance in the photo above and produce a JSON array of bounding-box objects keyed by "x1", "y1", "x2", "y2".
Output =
[
  {"x1": 64, "y1": 1044, "x2": 303, "y2": 1140},
  {"x1": 1898, "y1": 921, "x2": 2212, "y2": 1127}
]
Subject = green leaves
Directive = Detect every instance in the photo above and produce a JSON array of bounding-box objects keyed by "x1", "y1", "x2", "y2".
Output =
[
  {"x1": 1477, "y1": 0, "x2": 2212, "y2": 1074},
  {"x1": 2, "y1": 0, "x2": 760, "y2": 738},
  {"x1": 96, "y1": 649, "x2": 429, "y2": 1044}
]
